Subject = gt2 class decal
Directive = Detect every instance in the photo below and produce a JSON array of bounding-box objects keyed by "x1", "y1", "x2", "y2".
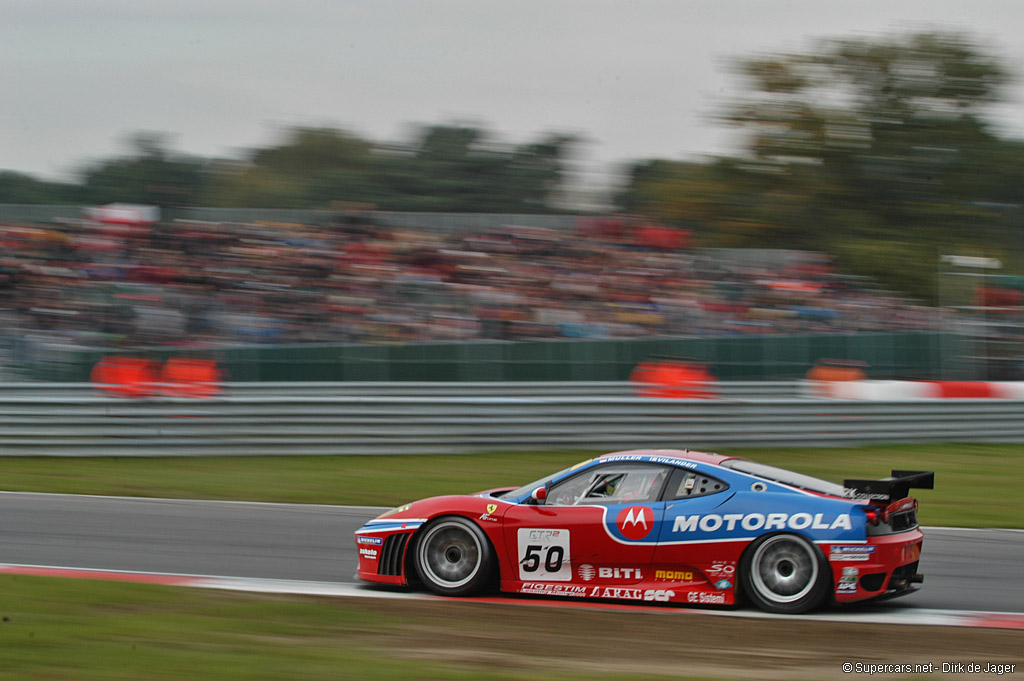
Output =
[{"x1": 517, "y1": 528, "x2": 571, "y2": 581}]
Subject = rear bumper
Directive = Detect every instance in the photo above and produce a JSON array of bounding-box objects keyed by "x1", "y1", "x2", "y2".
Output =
[{"x1": 826, "y1": 528, "x2": 924, "y2": 604}]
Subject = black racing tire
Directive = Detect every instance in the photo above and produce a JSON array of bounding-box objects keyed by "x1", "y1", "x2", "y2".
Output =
[
  {"x1": 740, "y1": 533, "x2": 831, "y2": 614},
  {"x1": 414, "y1": 516, "x2": 494, "y2": 596}
]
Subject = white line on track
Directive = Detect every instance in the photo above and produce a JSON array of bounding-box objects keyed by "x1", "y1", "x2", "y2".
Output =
[{"x1": 0, "y1": 490, "x2": 387, "y2": 513}]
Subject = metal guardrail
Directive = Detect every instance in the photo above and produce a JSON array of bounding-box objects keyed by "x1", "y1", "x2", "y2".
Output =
[
  {"x1": 0, "y1": 381, "x2": 802, "y2": 398},
  {"x1": 1, "y1": 382, "x2": 1022, "y2": 456}
]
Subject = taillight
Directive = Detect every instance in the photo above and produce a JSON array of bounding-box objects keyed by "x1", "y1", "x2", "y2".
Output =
[
  {"x1": 882, "y1": 497, "x2": 917, "y2": 523},
  {"x1": 860, "y1": 505, "x2": 881, "y2": 526}
]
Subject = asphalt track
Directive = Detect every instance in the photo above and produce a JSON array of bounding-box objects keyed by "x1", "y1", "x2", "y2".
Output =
[{"x1": 1, "y1": 491, "x2": 1022, "y2": 615}]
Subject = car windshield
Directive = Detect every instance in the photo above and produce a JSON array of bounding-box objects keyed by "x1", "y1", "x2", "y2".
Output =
[
  {"x1": 721, "y1": 459, "x2": 847, "y2": 497},
  {"x1": 497, "y1": 461, "x2": 590, "y2": 501}
]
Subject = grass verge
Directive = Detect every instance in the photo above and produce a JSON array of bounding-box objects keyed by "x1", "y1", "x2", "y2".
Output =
[
  {"x1": 0, "y1": 443, "x2": 1021, "y2": 527},
  {"x1": 0, "y1": 574, "x2": 700, "y2": 681}
]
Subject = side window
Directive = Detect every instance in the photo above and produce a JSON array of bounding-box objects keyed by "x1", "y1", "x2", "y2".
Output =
[
  {"x1": 670, "y1": 470, "x2": 729, "y2": 499},
  {"x1": 547, "y1": 471, "x2": 595, "y2": 506},
  {"x1": 547, "y1": 464, "x2": 669, "y2": 506}
]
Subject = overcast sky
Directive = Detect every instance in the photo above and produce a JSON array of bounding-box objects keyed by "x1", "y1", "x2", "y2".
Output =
[{"x1": 3, "y1": 0, "x2": 1023, "y2": 187}]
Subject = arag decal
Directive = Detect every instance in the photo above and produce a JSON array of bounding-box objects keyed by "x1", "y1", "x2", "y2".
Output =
[{"x1": 616, "y1": 505, "x2": 654, "y2": 541}]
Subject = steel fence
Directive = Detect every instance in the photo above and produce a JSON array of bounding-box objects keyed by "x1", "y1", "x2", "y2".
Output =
[
  {"x1": 1, "y1": 382, "x2": 1022, "y2": 456},
  {"x1": 0, "y1": 381, "x2": 800, "y2": 398}
]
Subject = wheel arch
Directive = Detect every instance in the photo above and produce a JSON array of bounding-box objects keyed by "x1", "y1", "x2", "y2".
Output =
[
  {"x1": 406, "y1": 513, "x2": 501, "y2": 594},
  {"x1": 738, "y1": 530, "x2": 834, "y2": 613}
]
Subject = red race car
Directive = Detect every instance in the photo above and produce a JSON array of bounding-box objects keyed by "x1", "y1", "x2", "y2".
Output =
[{"x1": 355, "y1": 449, "x2": 932, "y2": 613}]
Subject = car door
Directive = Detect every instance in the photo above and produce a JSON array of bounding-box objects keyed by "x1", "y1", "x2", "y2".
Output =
[
  {"x1": 652, "y1": 467, "x2": 738, "y2": 589},
  {"x1": 502, "y1": 462, "x2": 671, "y2": 589}
]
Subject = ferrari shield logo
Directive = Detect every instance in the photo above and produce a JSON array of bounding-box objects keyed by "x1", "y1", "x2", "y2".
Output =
[{"x1": 486, "y1": 504, "x2": 497, "y2": 515}]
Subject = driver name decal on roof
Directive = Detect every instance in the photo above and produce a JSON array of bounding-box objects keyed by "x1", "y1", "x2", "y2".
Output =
[{"x1": 602, "y1": 453, "x2": 698, "y2": 468}]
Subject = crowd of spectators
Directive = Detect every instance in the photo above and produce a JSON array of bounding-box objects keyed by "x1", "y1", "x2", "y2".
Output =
[{"x1": 0, "y1": 213, "x2": 938, "y2": 356}]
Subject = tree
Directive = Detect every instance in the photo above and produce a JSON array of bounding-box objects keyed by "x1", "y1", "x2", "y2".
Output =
[
  {"x1": 0, "y1": 171, "x2": 78, "y2": 204},
  {"x1": 620, "y1": 31, "x2": 1021, "y2": 300},
  {"x1": 721, "y1": 32, "x2": 1010, "y2": 236},
  {"x1": 78, "y1": 132, "x2": 205, "y2": 207}
]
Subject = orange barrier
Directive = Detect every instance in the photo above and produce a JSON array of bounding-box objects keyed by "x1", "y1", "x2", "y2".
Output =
[
  {"x1": 630, "y1": 359, "x2": 716, "y2": 399},
  {"x1": 91, "y1": 356, "x2": 222, "y2": 399},
  {"x1": 159, "y1": 358, "x2": 222, "y2": 398},
  {"x1": 806, "y1": 360, "x2": 867, "y2": 398},
  {"x1": 90, "y1": 356, "x2": 159, "y2": 398}
]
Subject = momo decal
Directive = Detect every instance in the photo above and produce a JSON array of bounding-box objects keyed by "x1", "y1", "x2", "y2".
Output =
[{"x1": 616, "y1": 506, "x2": 654, "y2": 540}]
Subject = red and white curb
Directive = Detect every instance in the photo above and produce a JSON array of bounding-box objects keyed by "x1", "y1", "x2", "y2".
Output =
[
  {"x1": 807, "y1": 379, "x2": 1024, "y2": 400},
  {"x1": 2, "y1": 562, "x2": 1022, "y2": 631}
]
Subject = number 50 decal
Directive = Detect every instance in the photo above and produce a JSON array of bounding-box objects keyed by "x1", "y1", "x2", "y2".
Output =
[{"x1": 517, "y1": 528, "x2": 571, "y2": 581}]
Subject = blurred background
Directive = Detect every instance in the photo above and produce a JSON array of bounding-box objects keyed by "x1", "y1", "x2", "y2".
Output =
[{"x1": 2, "y1": 5, "x2": 1023, "y2": 385}]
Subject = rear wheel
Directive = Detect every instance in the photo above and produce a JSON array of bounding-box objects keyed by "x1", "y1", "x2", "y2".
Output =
[
  {"x1": 414, "y1": 516, "x2": 494, "y2": 596},
  {"x1": 741, "y1": 533, "x2": 830, "y2": 614}
]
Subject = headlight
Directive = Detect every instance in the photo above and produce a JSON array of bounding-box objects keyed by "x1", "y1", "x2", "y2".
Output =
[{"x1": 376, "y1": 503, "x2": 412, "y2": 519}]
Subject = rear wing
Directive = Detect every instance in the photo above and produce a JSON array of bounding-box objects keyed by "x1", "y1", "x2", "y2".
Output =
[{"x1": 843, "y1": 470, "x2": 934, "y2": 503}]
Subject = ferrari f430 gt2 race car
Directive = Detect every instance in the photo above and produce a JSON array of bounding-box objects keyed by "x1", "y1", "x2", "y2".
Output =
[{"x1": 355, "y1": 449, "x2": 933, "y2": 613}]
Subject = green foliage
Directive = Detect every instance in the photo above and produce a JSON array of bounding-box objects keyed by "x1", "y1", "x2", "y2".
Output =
[
  {"x1": 621, "y1": 30, "x2": 1024, "y2": 301},
  {"x1": 196, "y1": 124, "x2": 580, "y2": 212},
  {"x1": 4, "y1": 124, "x2": 580, "y2": 214},
  {"x1": 78, "y1": 132, "x2": 206, "y2": 207},
  {"x1": 0, "y1": 171, "x2": 79, "y2": 204}
]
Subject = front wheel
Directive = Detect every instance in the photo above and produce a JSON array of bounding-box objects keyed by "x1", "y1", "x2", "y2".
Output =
[
  {"x1": 414, "y1": 516, "x2": 494, "y2": 596},
  {"x1": 740, "y1": 533, "x2": 830, "y2": 614}
]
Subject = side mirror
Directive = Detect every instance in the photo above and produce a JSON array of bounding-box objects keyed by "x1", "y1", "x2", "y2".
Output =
[{"x1": 530, "y1": 486, "x2": 547, "y2": 504}]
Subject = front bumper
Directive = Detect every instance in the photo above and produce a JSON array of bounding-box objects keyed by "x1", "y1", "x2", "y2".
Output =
[{"x1": 356, "y1": 531, "x2": 414, "y2": 586}]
